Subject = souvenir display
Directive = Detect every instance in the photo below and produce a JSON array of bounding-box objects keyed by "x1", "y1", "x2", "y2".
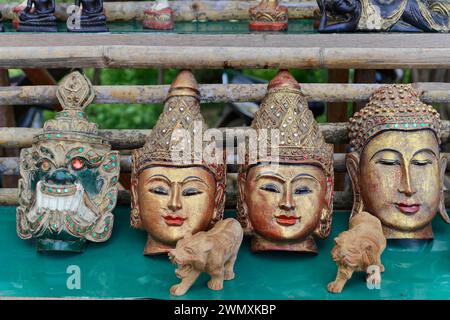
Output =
[
  {"x1": 317, "y1": 0, "x2": 449, "y2": 32},
  {"x1": 13, "y1": 3, "x2": 28, "y2": 30},
  {"x1": 131, "y1": 70, "x2": 226, "y2": 255},
  {"x1": 347, "y1": 84, "x2": 449, "y2": 239},
  {"x1": 16, "y1": 71, "x2": 120, "y2": 252},
  {"x1": 17, "y1": 0, "x2": 57, "y2": 32},
  {"x1": 327, "y1": 211, "x2": 386, "y2": 293},
  {"x1": 143, "y1": 0, "x2": 174, "y2": 30},
  {"x1": 249, "y1": 0, "x2": 288, "y2": 31},
  {"x1": 168, "y1": 218, "x2": 243, "y2": 296},
  {"x1": 67, "y1": 0, "x2": 108, "y2": 32},
  {"x1": 237, "y1": 70, "x2": 334, "y2": 253}
]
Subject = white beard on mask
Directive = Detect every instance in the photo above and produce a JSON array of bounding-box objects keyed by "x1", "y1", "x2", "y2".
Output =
[{"x1": 27, "y1": 181, "x2": 99, "y2": 232}]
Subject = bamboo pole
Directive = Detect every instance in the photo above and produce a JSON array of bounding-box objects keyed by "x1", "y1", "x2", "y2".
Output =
[
  {"x1": 2, "y1": 122, "x2": 450, "y2": 149},
  {"x1": 1, "y1": 34, "x2": 450, "y2": 69},
  {"x1": 0, "y1": 154, "x2": 347, "y2": 175},
  {"x1": 0, "y1": 124, "x2": 347, "y2": 149},
  {"x1": 1, "y1": 122, "x2": 450, "y2": 149},
  {"x1": 1, "y1": 83, "x2": 449, "y2": 105},
  {"x1": 2, "y1": 189, "x2": 450, "y2": 210},
  {"x1": 0, "y1": 1, "x2": 318, "y2": 22}
]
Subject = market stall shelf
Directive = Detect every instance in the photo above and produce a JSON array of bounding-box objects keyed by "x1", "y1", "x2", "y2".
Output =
[{"x1": 0, "y1": 207, "x2": 449, "y2": 299}]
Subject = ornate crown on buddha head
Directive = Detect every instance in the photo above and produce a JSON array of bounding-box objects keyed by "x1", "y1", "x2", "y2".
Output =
[
  {"x1": 34, "y1": 71, "x2": 106, "y2": 146},
  {"x1": 349, "y1": 84, "x2": 441, "y2": 153},
  {"x1": 237, "y1": 70, "x2": 334, "y2": 238},
  {"x1": 131, "y1": 70, "x2": 226, "y2": 227}
]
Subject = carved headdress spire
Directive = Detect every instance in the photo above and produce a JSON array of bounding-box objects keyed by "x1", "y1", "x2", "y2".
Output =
[
  {"x1": 349, "y1": 84, "x2": 441, "y2": 153},
  {"x1": 131, "y1": 70, "x2": 226, "y2": 226},
  {"x1": 35, "y1": 71, "x2": 104, "y2": 144},
  {"x1": 245, "y1": 70, "x2": 333, "y2": 175},
  {"x1": 133, "y1": 70, "x2": 211, "y2": 174}
]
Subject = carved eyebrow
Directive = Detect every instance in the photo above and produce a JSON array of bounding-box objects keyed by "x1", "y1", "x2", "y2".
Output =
[
  {"x1": 369, "y1": 148, "x2": 401, "y2": 162},
  {"x1": 255, "y1": 171, "x2": 285, "y2": 182},
  {"x1": 291, "y1": 173, "x2": 319, "y2": 183},
  {"x1": 412, "y1": 148, "x2": 438, "y2": 159},
  {"x1": 146, "y1": 174, "x2": 171, "y2": 185},
  {"x1": 182, "y1": 176, "x2": 208, "y2": 187},
  {"x1": 39, "y1": 146, "x2": 55, "y2": 159}
]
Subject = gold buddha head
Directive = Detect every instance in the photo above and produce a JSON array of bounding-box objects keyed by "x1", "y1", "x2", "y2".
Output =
[
  {"x1": 17, "y1": 71, "x2": 120, "y2": 252},
  {"x1": 347, "y1": 84, "x2": 449, "y2": 239},
  {"x1": 131, "y1": 70, "x2": 226, "y2": 255},
  {"x1": 237, "y1": 70, "x2": 334, "y2": 253}
]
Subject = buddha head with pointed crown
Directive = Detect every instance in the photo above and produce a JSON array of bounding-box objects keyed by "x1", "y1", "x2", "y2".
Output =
[
  {"x1": 237, "y1": 70, "x2": 334, "y2": 253},
  {"x1": 131, "y1": 70, "x2": 226, "y2": 255},
  {"x1": 347, "y1": 84, "x2": 449, "y2": 239},
  {"x1": 17, "y1": 71, "x2": 120, "y2": 252}
]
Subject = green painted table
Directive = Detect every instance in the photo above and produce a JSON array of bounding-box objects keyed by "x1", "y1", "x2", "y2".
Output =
[
  {"x1": 0, "y1": 206, "x2": 449, "y2": 299},
  {"x1": 1, "y1": 20, "x2": 316, "y2": 34}
]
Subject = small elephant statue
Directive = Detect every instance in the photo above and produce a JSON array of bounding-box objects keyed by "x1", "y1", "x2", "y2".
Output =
[
  {"x1": 327, "y1": 211, "x2": 386, "y2": 293},
  {"x1": 168, "y1": 218, "x2": 244, "y2": 296}
]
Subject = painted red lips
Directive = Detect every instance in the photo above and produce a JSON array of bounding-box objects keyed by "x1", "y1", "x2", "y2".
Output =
[
  {"x1": 394, "y1": 203, "x2": 421, "y2": 214},
  {"x1": 163, "y1": 215, "x2": 187, "y2": 226},
  {"x1": 275, "y1": 215, "x2": 300, "y2": 226}
]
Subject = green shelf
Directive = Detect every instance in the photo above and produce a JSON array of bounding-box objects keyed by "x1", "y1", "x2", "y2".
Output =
[
  {"x1": 0, "y1": 206, "x2": 449, "y2": 299},
  {"x1": 1, "y1": 19, "x2": 317, "y2": 34}
]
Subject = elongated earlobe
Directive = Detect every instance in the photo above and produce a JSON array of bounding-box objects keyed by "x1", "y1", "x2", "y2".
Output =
[
  {"x1": 314, "y1": 174, "x2": 333, "y2": 239},
  {"x1": 237, "y1": 171, "x2": 253, "y2": 234},
  {"x1": 130, "y1": 177, "x2": 143, "y2": 229},
  {"x1": 439, "y1": 154, "x2": 449, "y2": 223},
  {"x1": 346, "y1": 152, "x2": 363, "y2": 219}
]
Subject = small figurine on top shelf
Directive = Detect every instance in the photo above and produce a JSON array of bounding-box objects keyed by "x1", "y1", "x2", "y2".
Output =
[
  {"x1": 327, "y1": 212, "x2": 386, "y2": 293},
  {"x1": 317, "y1": 0, "x2": 449, "y2": 32},
  {"x1": 169, "y1": 218, "x2": 243, "y2": 296},
  {"x1": 143, "y1": 0, "x2": 174, "y2": 30},
  {"x1": 17, "y1": 0, "x2": 57, "y2": 32},
  {"x1": 13, "y1": 1, "x2": 29, "y2": 30},
  {"x1": 67, "y1": 0, "x2": 108, "y2": 33},
  {"x1": 249, "y1": 0, "x2": 288, "y2": 31}
]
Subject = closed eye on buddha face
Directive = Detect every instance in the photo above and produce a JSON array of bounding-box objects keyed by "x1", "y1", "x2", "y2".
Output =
[
  {"x1": 260, "y1": 183, "x2": 281, "y2": 193},
  {"x1": 149, "y1": 185, "x2": 169, "y2": 195},
  {"x1": 182, "y1": 187, "x2": 202, "y2": 197},
  {"x1": 411, "y1": 149, "x2": 436, "y2": 167},
  {"x1": 294, "y1": 186, "x2": 312, "y2": 195},
  {"x1": 371, "y1": 149, "x2": 401, "y2": 166},
  {"x1": 146, "y1": 174, "x2": 171, "y2": 195}
]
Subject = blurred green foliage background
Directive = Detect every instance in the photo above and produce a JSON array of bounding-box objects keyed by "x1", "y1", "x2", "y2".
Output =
[{"x1": 9, "y1": 68, "x2": 328, "y2": 129}]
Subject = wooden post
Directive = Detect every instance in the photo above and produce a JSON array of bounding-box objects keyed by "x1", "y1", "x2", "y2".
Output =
[
  {"x1": 353, "y1": 70, "x2": 376, "y2": 113},
  {"x1": 0, "y1": 69, "x2": 19, "y2": 188},
  {"x1": 327, "y1": 70, "x2": 349, "y2": 191}
]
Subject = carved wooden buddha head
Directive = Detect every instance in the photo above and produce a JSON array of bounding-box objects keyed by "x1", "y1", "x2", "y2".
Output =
[
  {"x1": 237, "y1": 70, "x2": 334, "y2": 253},
  {"x1": 347, "y1": 84, "x2": 449, "y2": 239},
  {"x1": 131, "y1": 70, "x2": 226, "y2": 255}
]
